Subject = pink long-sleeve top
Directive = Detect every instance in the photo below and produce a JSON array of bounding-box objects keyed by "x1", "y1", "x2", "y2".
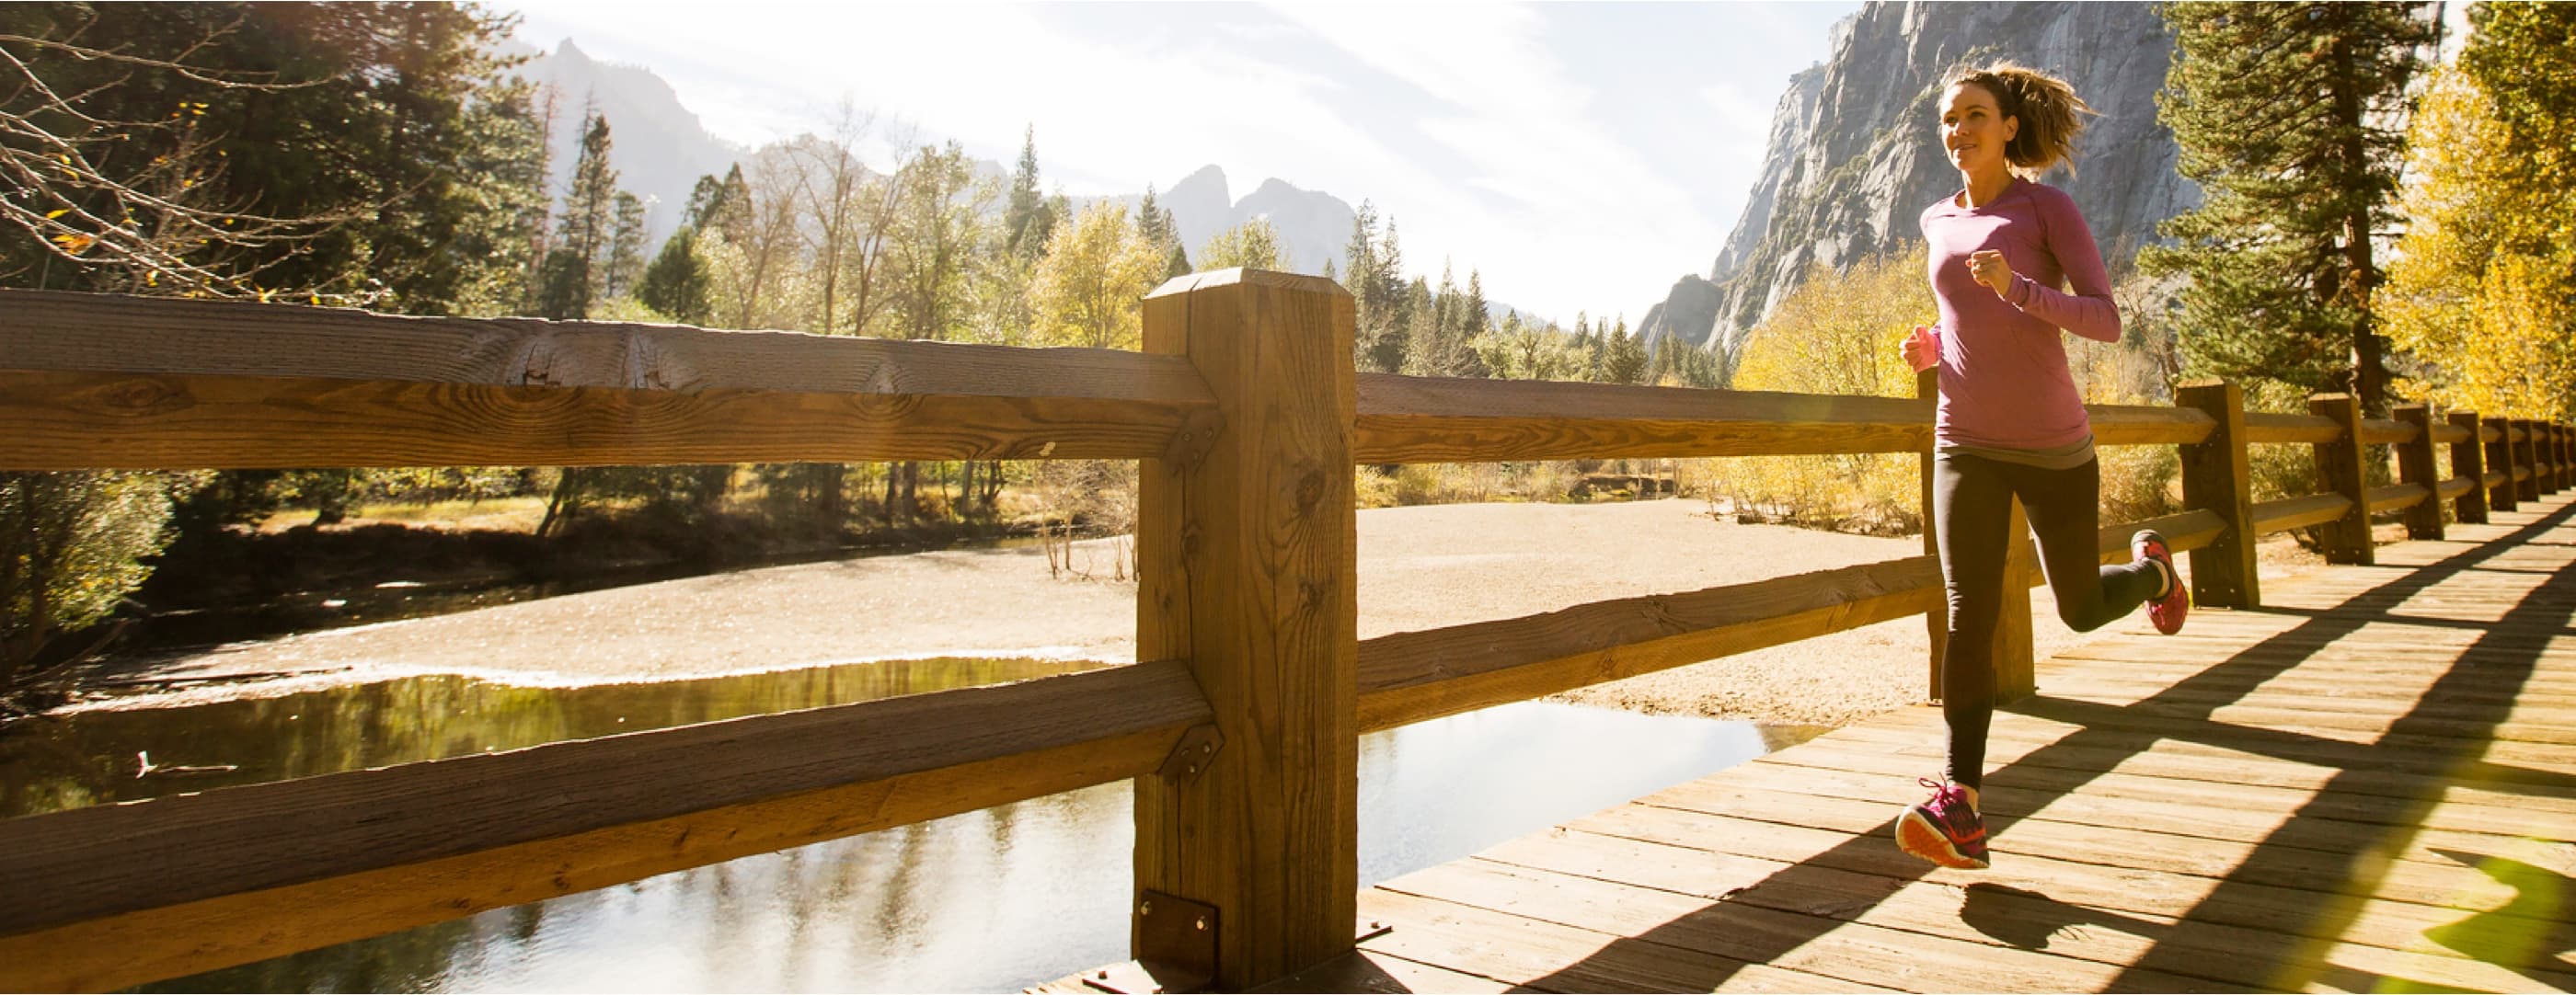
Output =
[{"x1": 1921, "y1": 177, "x2": 2122, "y2": 451}]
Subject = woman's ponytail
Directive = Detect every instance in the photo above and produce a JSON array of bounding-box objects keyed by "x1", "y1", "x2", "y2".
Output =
[{"x1": 1948, "y1": 62, "x2": 2094, "y2": 178}]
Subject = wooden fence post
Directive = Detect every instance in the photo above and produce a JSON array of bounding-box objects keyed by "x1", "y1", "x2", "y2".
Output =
[
  {"x1": 1135, "y1": 269, "x2": 1357, "y2": 989},
  {"x1": 2516, "y1": 418, "x2": 2541, "y2": 502},
  {"x1": 1917, "y1": 370, "x2": 1944, "y2": 702},
  {"x1": 2394, "y1": 405, "x2": 2443, "y2": 541},
  {"x1": 2485, "y1": 416, "x2": 2519, "y2": 513},
  {"x1": 2177, "y1": 380, "x2": 2259, "y2": 608},
  {"x1": 2310, "y1": 394, "x2": 2373, "y2": 565},
  {"x1": 2545, "y1": 422, "x2": 2565, "y2": 492},
  {"x1": 2449, "y1": 411, "x2": 2489, "y2": 525},
  {"x1": 2531, "y1": 419, "x2": 2558, "y2": 497}
]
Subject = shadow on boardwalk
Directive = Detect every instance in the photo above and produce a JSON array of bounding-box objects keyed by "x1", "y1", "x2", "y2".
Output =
[{"x1": 1522, "y1": 501, "x2": 2576, "y2": 992}]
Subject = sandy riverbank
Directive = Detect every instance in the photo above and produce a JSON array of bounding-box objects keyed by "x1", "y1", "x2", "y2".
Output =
[{"x1": 75, "y1": 499, "x2": 2333, "y2": 727}]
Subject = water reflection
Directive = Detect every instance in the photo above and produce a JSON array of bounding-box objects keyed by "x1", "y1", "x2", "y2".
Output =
[
  {"x1": 0, "y1": 658, "x2": 1106, "y2": 817},
  {"x1": 2, "y1": 668, "x2": 1808, "y2": 993}
]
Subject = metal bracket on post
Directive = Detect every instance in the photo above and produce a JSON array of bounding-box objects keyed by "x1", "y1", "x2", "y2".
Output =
[
  {"x1": 1156, "y1": 724, "x2": 1224, "y2": 786},
  {"x1": 1162, "y1": 409, "x2": 1225, "y2": 472},
  {"x1": 1083, "y1": 890, "x2": 1219, "y2": 994}
]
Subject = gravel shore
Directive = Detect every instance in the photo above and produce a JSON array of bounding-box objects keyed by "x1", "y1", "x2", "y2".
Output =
[{"x1": 78, "y1": 498, "x2": 2331, "y2": 726}]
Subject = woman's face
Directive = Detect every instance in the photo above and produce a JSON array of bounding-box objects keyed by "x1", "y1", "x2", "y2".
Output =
[{"x1": 1939, "y1": 82, "x2": 2018, "y2": 176}]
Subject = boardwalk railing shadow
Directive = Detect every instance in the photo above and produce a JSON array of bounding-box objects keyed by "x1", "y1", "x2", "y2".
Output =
[{"x1": 1520, "y1": 500, "x2": 2576, "y2": 992}]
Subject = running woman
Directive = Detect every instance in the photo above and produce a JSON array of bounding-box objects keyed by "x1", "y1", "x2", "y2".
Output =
[{"x1": 1892, "y1": 63, "x2": 2191, "y2": 871}]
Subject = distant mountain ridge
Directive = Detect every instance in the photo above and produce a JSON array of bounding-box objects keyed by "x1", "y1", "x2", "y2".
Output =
[
  {"x1": 505, "y1": 36, "x2": 1521, "y2": 319},
  {"x1": 1640, "y1": 2, "x2": 2200, "y2": 376}
]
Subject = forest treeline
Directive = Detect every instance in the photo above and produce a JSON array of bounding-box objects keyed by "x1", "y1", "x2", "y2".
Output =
[{"x1": 5, "y1": 2, "x2": 2575, "y2": 688}]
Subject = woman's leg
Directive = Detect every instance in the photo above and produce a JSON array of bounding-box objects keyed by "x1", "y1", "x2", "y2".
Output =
[
  {"x1": 1932, "y1": 452, "x2": 2014, "y2": 791},
  {"x1": 2009, "y1": 458, "x2": 2165, "y2": 633}
]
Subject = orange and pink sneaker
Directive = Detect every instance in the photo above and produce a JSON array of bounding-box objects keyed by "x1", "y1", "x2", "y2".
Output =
[
  {"x1": 2133, "y1": 529, "x2": 2188, "y2": 635},
  {"x1": 1895, "y1": 778, "x2": 1990, "y2": 870}
]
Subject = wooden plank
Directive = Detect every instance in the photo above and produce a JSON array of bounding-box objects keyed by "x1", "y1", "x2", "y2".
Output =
[
  {"x1": 1355, "y1": 556, "x2": 1944, "y2": 732},
  {"x1": 0, "y1": 290, "x2": 1213, "y2": 470},
  {"x1": 0, "y1": 661, "x2": 1211, "y2": 993},
  {"x1": 2178, "y1": 381, "x2": 2261, "y2": 608},
  {"x1": 1822, "y1": 715, "x2": 2576, "y2": 799},
  {"x1": 1251, "y1": 949, "x2": 1517, "y2": 994},
  {"x1": 1379, "y1": 856, "x2": 2232, "y2": 992},
  {"x1": 1133, "y1": 269, "x2": 1359, "y2": 987},
  {"x1": 2434, "y1": 476, "x2": 2475, "y2": 500},
  {"x1": 2252, "y1": 493, "x2": 2354, "y2": 536},
  {"x1": 2364, "y1": 483, "x2": 2428, "y2": 515},
  {"x1": 1351, "y1": 374, "x2": 1931, "y2": 463},
  {"x1": 1570, "y1": 801, "x2": 2576, "y2": 989},
  {"x1": 2087, "y1": 403, "x2": 2218, "y2": 446},
  {"x1": 2093, "y1": 509, "x2": 2226, "y2": 563},
  {"x1": 1757, "y1": 738, "x2": 2576, "y2": 842},
  {"x1": 2427, "y1": 421, "x2": 2473, "y2": 446},
  {"x1": 1350, "y1": 887, "x2": 1886, "y2": 993},
  {"x1": 1478, "y1": 825, "x2": 2559, "y2": 994},
  {"x1": 2246, "y1": 411, "x2": 2340, "y2": 445},
  {"x1": 2356, "y1": 417, "x2": 2415, "y2": 445},
  {"x1": 0, "y1": 367, "x2": 1202, "y2": 470}
]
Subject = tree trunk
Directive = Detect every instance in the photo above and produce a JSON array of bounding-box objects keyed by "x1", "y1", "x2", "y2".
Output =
[{"x1": 2331, "y1": 26, "x2": 2388, "y2": 416}]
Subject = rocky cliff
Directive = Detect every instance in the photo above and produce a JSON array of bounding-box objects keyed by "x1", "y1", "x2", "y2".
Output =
[{"x1": 1645, "y1": 1, "x2": 2199, "y2": 373}]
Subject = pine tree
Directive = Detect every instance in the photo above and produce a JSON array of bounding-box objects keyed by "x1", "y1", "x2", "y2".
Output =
[
  {"x1": 638, "y1": 227, "x2": 713, "y2": 324},
  {"x1": 1004, "y1": 125, "x2": 1054, "y2": 258},
  {"x1": 2144, "y1": 2, "x2": 2437, "y2": 414},
  {"x1": 604, "y1": 191, "x2": 649, "y2": 300},
  {"x1": 1605, "y1": 315, "x2": 1648, "y2": 384},
  {"x1": 536, "y1": 108, "x2": 619, "y2": 319}
]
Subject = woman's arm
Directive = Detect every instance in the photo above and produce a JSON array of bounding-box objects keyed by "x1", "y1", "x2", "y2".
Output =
[{"x1": 2008, "y1": 193, "x2": 2122, "y2": 343}]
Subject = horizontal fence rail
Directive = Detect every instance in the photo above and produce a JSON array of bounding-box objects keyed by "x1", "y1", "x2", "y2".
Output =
[
  {"x1": 0, "y1": 281, "x2": 2568, "y2": 991},
  {"x1": 0, "y1": 290, "x2": 1216, "y2": 469},
  {"x1": 0, "y1": 662, "x2": 1213, "y2": 992}
]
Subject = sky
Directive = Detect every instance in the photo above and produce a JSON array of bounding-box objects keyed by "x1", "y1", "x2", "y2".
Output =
[{"x1": 509, "y1": 2, "x2": 1861, "y2": 323}]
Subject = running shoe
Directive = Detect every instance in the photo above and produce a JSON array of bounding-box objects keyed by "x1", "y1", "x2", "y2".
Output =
[
  {"x1": 1894, "y1": 777, "x2": 1990, "y2": 870},
  {"x1": 2133, "y1": 529, "x2": 2188, "y2": 635}
]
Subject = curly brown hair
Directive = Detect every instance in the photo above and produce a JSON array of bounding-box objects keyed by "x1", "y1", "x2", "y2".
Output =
[{"x1": 1945, "y1": 62, "x2": 2095, "y2": 178}]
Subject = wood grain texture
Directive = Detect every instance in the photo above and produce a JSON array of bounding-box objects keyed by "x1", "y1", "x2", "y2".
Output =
[
  {"x1": 1352, "y1": 374, "x2": 1932, "y2": 463},
  {"x1": 2485, "y1": 416, "x2": 2520, "y2": 512},
  {"x1": 2450, "y1": 411, "x2": 2490, "y2": 524},
  {"x1": 2177, "y1": 382, "x2": 2260, "y2": 609},
  {"x1": 2308, "y1": 395, "x2": 2373, "y2": 565},
  {"x1": 0, "y1": 661, "x2": 1210, "y2": 992},
  {"x1": 2355, "y1": 417, "x2": 2414, "y2": 445},
  {"x1": 2244, "y1": 411, "x2": 2340, "y2": 445},
  {"x1": 0, "y1": 367, "x2": 1203, "y2": 470},
  {"x1": 2515, "y1": 418, "x2": 2542, "y2": 501},
  {"x1": 1133, "y1": 269, "x2": 1359, "y2": 987},
  {"x1": 2251, "y1": 493, "x2": 2354, "y2": 536},
  {"x1": 2426, "y1": 421, "x2": 2472, "y2": 446},
  {"x1": 2365, "y1": 482, "x2": 2430, "y2": 515},
  {"x1": 0, "y1": 291, "x2": 1218, "y2": 470},
  {"x1": 1355, "y1": 556, "x2": 1947, "y2": 732},
  {"x1": 2393, "y1": 406, "x2": 2444, "y2": 539}
]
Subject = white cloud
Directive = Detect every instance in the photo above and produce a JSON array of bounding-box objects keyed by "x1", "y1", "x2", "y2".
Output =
[{"x1": 510, "y1": 1, "x2": 1851, "y2": 321}]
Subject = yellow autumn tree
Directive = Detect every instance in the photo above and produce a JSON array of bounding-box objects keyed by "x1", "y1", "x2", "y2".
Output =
[
  {"x1": 2384, "y1": 66, "x2": 2576, "y2": 420},
  {"x1": 1715, "y1": 246, "x2": 1931, "y2": 531},
  {"x1": 1029, "y1": 201, "x2": 1166, "y2": 350}
]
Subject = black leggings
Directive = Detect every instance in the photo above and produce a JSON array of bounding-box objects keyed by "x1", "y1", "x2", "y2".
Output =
[{"x1": 1932, "y1": 452, "x2": 2163, "y2": 790}]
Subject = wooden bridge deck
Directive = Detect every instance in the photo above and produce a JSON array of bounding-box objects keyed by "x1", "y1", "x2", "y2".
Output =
[{"x1": 1244, "y1": 496, "x2": 2576, "y2": 994}]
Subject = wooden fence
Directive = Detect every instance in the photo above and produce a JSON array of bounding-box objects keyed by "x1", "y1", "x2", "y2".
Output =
[{"x1": 0, "y1": 274, "x2": 2568, "y2": 991}]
